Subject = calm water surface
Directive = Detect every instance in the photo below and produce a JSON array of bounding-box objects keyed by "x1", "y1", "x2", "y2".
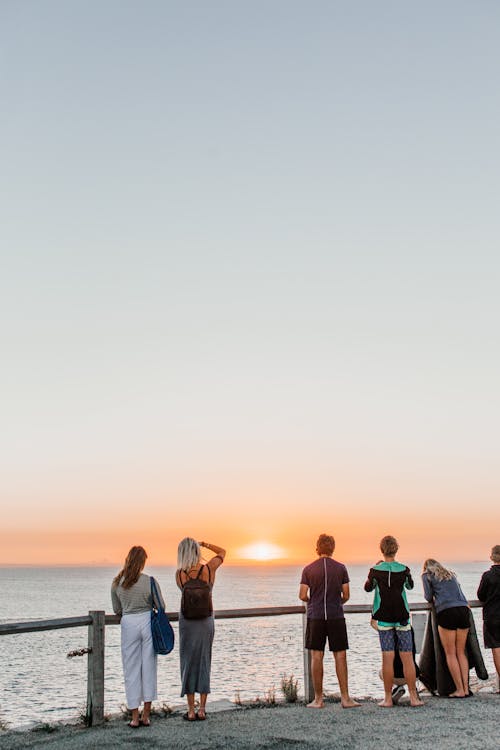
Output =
[{"x1": 0, "y1": 563, "x2": 495, "y2": 727}]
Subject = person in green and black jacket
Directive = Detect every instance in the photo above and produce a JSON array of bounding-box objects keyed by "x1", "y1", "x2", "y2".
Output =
[{"x1": 365, "y1": 535, "x2": 424, "y2": 707}]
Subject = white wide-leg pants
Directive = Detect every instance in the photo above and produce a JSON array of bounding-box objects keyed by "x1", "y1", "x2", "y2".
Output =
[{"x1": 120, "y1": 611, "x2": 158, "y2": 709}]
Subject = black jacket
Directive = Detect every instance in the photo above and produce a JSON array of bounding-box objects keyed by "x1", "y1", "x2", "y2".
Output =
[
  {"x1": 364, "y1": 565, "x2": 413, "y2": 625},
  {"x1": 477, "y1": 565, "x2": 500, "y2": 624}
]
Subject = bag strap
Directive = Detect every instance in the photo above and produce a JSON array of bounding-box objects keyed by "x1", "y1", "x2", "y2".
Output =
[
  {"x1": 180, "y1": 564, "x2": 207, "y2": 584},
  {"x1": 150, "y1": 576, "x2": 164, "y2": 612}
]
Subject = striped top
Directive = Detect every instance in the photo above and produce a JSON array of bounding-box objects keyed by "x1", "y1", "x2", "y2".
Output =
[{"x1": 111, "y1": 572, "x2": 165, "y2": 615}]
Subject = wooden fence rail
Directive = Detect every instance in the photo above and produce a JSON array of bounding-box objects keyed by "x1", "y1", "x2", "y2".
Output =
[{"x1": 0, "y1": 601, "x2": 483, "y2": 726}]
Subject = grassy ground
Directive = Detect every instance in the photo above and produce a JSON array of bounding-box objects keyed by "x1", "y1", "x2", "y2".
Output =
[{"x1": 0, "y1": 694, "x2": 498, "y2": 750}]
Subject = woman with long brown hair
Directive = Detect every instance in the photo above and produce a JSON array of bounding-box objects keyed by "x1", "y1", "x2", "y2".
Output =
[{"x1": 112, "y1": 546, "x2": 165, "y2": 727}]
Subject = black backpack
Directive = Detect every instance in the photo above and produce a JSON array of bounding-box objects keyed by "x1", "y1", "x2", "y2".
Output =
[{"x1": 181, "y1": 565, "x2": 213, "y2": 619}]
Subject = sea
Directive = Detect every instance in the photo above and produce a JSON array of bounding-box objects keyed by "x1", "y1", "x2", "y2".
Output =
[{"x1": 0, "y1": 562, "x2": 496, "y2": 728}]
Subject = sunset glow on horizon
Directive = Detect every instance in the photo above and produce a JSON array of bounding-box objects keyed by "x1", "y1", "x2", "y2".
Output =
[
  {"x1": 236, "y1": 542, "x2": 287, "y2": 562},
  {"x1": 1, "y1": 4, "x2": 499, "y2": 568}
]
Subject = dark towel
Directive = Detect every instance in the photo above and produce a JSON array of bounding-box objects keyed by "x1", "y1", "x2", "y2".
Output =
[{"x1": 418, "y1": 608, "x2": 488, "y2": 695}]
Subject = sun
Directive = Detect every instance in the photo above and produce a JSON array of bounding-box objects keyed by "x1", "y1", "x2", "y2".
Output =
[{"x1": 237, "y1": 542, "x2": 285, "y2": 561}]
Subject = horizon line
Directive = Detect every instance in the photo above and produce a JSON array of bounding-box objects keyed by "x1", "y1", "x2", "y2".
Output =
[{"x1": 0, "y1": 557, "x2": 489, "y2": 568}]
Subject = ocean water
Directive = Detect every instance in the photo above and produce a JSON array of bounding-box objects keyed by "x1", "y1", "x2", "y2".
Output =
[{"x1": 0, "y1": 562, "x2": 495, "y2": 728}]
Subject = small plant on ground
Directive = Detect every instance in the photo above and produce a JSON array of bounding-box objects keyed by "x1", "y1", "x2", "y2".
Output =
[
  {"x1": 77, "y1": 706, "x2": 91, "y2": 726},
  {"x1": 323, "y1": 692, "x2": 340, "y2": 704},
  {"x1": 0, "y1": 716, "x2": 8, "y2": 731},
  {"x1": 264, "y1": 685, "x2": 276, "y2": 705},
  {"x1": 30, "y1": 723, "x2": 58, "y2": 734},
  {"x1": 120, "y1": 704, "x2": 132, "y2": 721},
  {"x1": 233, "y1": 690, "x2": 242, "y2": 706},
  {"x1": 281, "y1": 674, "x2": 299, "y2": 703},
  {"x1": 159, "y1": 702, "x2": 174, "y2": 716}
]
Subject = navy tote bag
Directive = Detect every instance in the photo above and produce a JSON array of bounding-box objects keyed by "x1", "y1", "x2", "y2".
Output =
[{"x1": 150, "y1": 577, "x2": 175, "y2": 655}]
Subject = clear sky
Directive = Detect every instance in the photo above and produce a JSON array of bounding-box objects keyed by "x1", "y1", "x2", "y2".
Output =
[{"x1": 1, "y1": 1, "x2": 499, "y2": 565}]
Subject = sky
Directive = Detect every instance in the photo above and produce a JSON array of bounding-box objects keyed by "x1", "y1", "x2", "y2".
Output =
[{"x1": 1, "y1": 1, "x2": 499, "y2": 566}]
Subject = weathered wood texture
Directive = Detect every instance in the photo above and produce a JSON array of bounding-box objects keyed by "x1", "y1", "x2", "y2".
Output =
[
  {"x1": 302, "y1": 612, "x2": 314, "y2": 703},
  {"x1": 0, "y1": 616, "x2": 92, "y2": 636},
  {"x1": 0, "y1": 601, "x2": 483, "y2": 635},
  {"x1": 86, "y1": 611, "x2": 105, "y2": 726}
]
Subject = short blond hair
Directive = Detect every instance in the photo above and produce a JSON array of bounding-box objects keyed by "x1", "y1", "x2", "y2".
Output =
[
  {"x1": 491, "y1": 545, "x2": 500, "y2": 563},
  {"x1": 380, "y1": 535, "x2": 399, "y2": 557}
]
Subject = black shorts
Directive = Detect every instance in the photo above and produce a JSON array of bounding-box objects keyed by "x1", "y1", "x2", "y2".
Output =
[
  {"x1": 305, "y1": 618, "x2": 349, "y2": 652},
  {"x1": 436, "y1": 606, "x2": 470, "y2": 630},
  {"x1": 483, "y1": 620, "x2": 500, "y2": 649}
]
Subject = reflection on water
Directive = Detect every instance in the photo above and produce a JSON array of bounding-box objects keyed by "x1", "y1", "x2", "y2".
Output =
[{"x1": 0, "y1": 563, "x2": 495, "y2": 727}]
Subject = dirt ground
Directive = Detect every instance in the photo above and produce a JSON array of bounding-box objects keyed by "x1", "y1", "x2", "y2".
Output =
[{"x1": 0, "y1": 694, "x2": 499, "y2": 750}]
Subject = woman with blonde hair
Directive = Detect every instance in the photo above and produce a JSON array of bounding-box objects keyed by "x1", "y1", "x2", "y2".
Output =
[
  {"x1": 176, "y1": 538, "x2": 225, "y2": 721},
  {"x1": 112, "y1": 546, "x2": 166, "y2": 727},
  {"x1": 422, "y1": 559, "x2": 470, "y2": 698}
]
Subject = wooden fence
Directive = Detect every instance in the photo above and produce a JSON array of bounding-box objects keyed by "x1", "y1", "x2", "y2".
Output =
[{"x1": 0, "y1": 601, "x2": 483, "y2": 726}]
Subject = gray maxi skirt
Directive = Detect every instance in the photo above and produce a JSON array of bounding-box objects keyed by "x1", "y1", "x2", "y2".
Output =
[{"x1": 179, "y1": 611, "x2": 215, "y2": 696}]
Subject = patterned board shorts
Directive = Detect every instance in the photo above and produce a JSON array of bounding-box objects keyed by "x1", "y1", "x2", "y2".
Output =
[{"x1": 378, "y1": 627, "x2": 413, "y2": 652}]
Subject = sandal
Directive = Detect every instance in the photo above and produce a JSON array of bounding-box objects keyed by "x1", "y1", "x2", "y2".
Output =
[
  {"x1": 183, "y1": 711, "x2": 197, "y2": 722},
  {"x1": 197, "y1": 710, "x2": 207, "y2": 721},
  {"x1": 128, "y1": 721, "x2": 140, "y2": 728}
]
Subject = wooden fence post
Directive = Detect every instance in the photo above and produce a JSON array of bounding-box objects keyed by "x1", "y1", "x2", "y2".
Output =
[
  {"x1": 86, "y1": 610, "x2": 105, "y2": 726},
  {"x1": 302, "y1": 612, "x2": 314, "y2": 703},
  {"x1": 411, "y1": 612, "x2": 428, "y2": 654}
]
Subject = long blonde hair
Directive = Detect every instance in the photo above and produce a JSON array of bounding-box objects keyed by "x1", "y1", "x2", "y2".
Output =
[
  {"x1": 177, "y1": 537, "x2": 200, "y2": 572},
  {"x1": 423, "y1": 558, "x2": 454, "y2": 581},
  {"x1": 113, "y1": 546, "x2": 147, "y2": 589}
]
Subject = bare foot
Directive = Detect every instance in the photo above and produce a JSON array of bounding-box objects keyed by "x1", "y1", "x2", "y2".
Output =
[
  {"x1": 378, "y1": 699, "x2": 393, "y2": 708},
  {"x1": 448, "y1": 691, "x2": 466, "y2": 698},
  {"x1": 307, "y1": 700, "x2": 325, "y2": 709},
  {"x1": 410, "y1": 697, "x2": 425, "y2": 707},
  {"x1": 341, "y1": 698, "x2": 361, "y2": 708}
]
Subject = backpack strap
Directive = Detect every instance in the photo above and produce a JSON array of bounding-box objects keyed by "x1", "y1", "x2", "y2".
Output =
[{"x1": 179, "y1": 564, "x2": 207, "y2": 586}]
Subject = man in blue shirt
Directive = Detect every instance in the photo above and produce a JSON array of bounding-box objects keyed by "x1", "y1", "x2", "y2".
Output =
[{"x1": 299, "y1": 534, "x2": 359, "y2": 708}]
